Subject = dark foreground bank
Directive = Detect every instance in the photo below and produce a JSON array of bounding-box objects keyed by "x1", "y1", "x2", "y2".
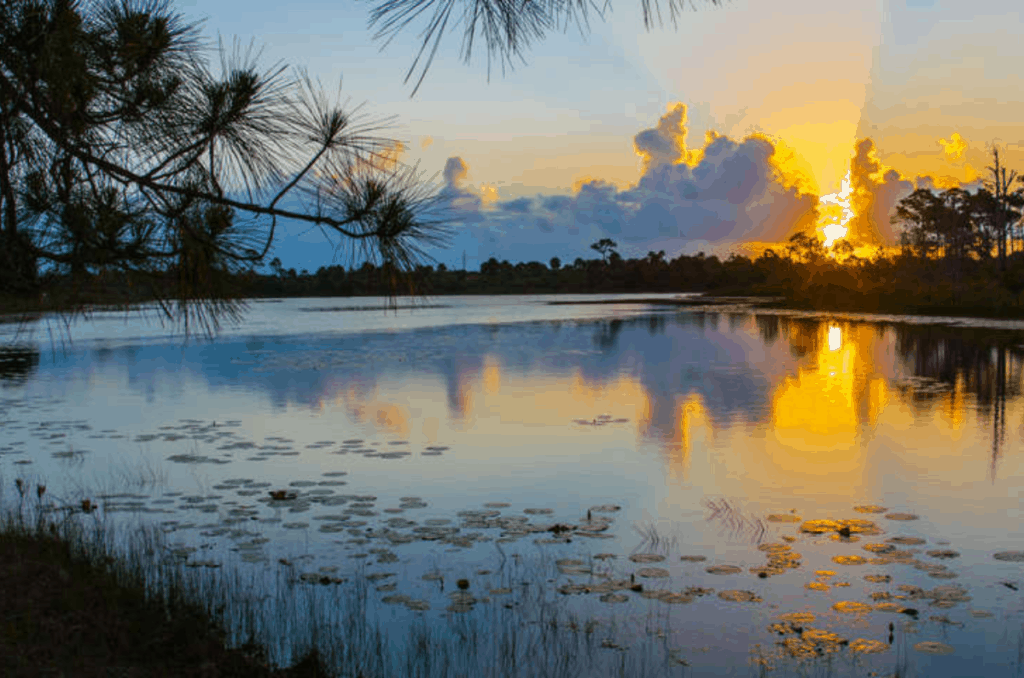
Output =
[{"x1": 0, "y1": 529, "x2": 331, "y2": 678}]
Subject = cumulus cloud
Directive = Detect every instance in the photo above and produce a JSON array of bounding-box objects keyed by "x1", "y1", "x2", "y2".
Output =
[
  {"x1": 847, "y1": 138, "x2": 916, "y2": 246},
  {"x1": 429, "y1": 102, "x2": 822, "y2": 265}
]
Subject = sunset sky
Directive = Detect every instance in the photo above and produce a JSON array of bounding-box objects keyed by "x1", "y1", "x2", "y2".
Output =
[{"x1": 179, "y1": 0, "x2": 1024, "y2": 272}]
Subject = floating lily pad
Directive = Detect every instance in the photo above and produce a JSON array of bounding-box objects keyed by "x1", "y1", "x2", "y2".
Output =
[
  {"x1": 593, "y1": 553, "x2": 618, "y2": 560},
  {"x1": 589, "y1": 504, "x2": 621, "y2": 513},
  {"x1": 887, "y1": 536, "x2": 926, "y2": 545},
  {"x1": 805, "y1": 582, "x2": 829, "y2": 591},
  {"x1": 524, "y1": 508, "x2": 553, "y2": 515},
  {"x1": 863, "y1": 543, "x2": 896, "y2": 554},
  {"x1": 853, "y1": 505, "x2": 888, "y2": 514},
  {"x1": 800, "y1": 519, "x2": 841, "y2": 534},
  {"x1": 679, "y1": 555, "x2": 707, "y2": 562},
  {"x1": 832, "y1": 555, "x2": 867, "y2": 566},
  {"x1": 864, "y1": 574, "x2": 892, "y2": 583},
  {"x1": 635, "y1": 567, "x2": 670, "y2": 578},
  {"x1": 767, "y1": 514, "x2": 801, "y2": 523},
  {"x1": 849, "y1": 639, "x2": 888, "y2": 654},
  {"x1": 885, "y1": 512, "x2": 920, "y2": 521},
  {"x1": 926, "y1": 549, "x2": 960, "y2": 559},
  {"x1": 718, "y1": 590, "x2": 762, "y2": 603},
  {"x1": 484, "y1": 502, "x2": 510, "y2": 508},
  {"x1": 705, "y1": 565, "x2": 742, "y2": 575},
  {"x1": 929, "y1": 571, "x2": 959, "y2": 579},
  {"x1": 913, "y1": 641, "x2": 955, "y2": 655},
  {"x1": 629, "y1": 553, "x2": 665, "y2": 564},
  {"x1": 832, "y1": 601, "x2": 872, "y2": 614},
  {"x1": 993, "y1": 551, "x2": 1024, "y2": 562}
]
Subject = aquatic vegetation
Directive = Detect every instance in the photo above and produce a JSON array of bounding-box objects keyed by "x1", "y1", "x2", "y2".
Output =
[
  {"x1": 884, "y1": 512, "x2": 920, "y2": 521},
  {"x1": 849, "y1": 638, "x2": 888, "y2": 654},
  {"x1": 705, "y1": 565, "x2": 742, "y2": 575},
  {"x1": 914, "y1": 641, "x2": 956, "y2": 655},
  {"x1": 832, "y1": 555, "x2": 868, "y2": 565},
  {"x1": 718, "y1": 590, "x2": 762, "y2": 603},
  {"x1": 993, "y1": 551, "x2": 1024, "y2": 562},
  {"x1": 853, "y1": 505, "x2": 888, "y2": 514}
]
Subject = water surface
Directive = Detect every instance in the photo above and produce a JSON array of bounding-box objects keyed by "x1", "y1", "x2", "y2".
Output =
[{"x1": 2, "y1": 295, "x2": 1023, "y2": 676}]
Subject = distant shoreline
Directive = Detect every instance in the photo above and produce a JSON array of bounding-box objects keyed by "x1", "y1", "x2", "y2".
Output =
[{"x1": 6, "y1": 289, "x2": 1024, "y2": 326}]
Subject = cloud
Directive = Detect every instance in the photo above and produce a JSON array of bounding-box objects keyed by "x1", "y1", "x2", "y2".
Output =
[
  {"x1": 848, "y1": 138, "x2": 916, "y2": 246},
  {"x1": 633, "y1": 103, "x2": 689, "y2": 172},
  {"x1": 428, "y1": 103, "x2": 821, "y2": 266},
  {"x1": 443, "y1": 156, "x2": 469, "y2": 187}
]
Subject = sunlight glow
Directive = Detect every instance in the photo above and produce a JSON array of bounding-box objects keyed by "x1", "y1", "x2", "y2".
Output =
[
  {"x1": 828, "y1": 325, "x2": 842, "y2": 352},
  {"x1": 817, "y1": 171, "x2": 854, "y2": 248}
]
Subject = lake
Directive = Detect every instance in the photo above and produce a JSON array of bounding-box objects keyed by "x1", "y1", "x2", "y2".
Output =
[{"x1": 2, "y1": 294, "x2": 1023, "y2": 677}]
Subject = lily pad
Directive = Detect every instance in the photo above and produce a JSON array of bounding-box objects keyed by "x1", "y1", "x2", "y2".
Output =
[
  {"x1": 628, "y1": 553, "x2": 665, "y2": 563},
  {"x1": 679, "y1": 555, "x2": 707, "y2": 562},
  {"x1": 590, "y1": 504, "x2": 621, "y2": 513},
  {"x1": 885, "y1": 512, "x2": 920, "y2": 521},
  {"x1": 705, "y1": 565, "x2": 742, "y2": 575},
  {"x1": 849, "y1": 639, "x2": 888, "y2": 654},
  {"x1": 926, "y1": 549, "x2": 960, "y2": 559},
  {"x1": 718, "y1": 590, "x2": 762, "y2": 603},
  {"x1": 913, "y1": 641, "x2": 955, "y2": 655},
  {"x1": 832, "y1": 601, "x2": 872, "y2": 614},
  {"x1": 636, "y1": 567, "x2": 670, "y2": 578},
  {"x1": 993, "y1": 551, "x2": 1024, "y2": 562},
  {"x1": 766, "y1": 514, "x2": 802, "y2": 523},
  {"x1": 853, "y1": 505, "x2": 888, "y2": 514},
  {"x1": 832, "y1": 555, "x2": 868, "y2": 565}
]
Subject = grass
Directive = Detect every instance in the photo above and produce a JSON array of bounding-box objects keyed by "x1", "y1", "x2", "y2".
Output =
[
  {"x1": 5, "y1": 464, "x2": 1006, "y2": 678},
  {"x1": 0, "y1": 472, "x2": 695, "y2": 678}
]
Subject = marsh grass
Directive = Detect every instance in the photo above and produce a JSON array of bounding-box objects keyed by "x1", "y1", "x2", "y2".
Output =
[{"x1": 0, "y1": 470, "x2": 694, "y2": 678}]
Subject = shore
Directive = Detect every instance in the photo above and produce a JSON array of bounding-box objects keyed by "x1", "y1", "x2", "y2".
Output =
[{"x1": 0, "y1": 527, "x2": 330, "y2": 678}]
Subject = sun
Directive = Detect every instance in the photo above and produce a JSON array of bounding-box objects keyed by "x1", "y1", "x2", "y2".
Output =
[{"x1": 817, "y1": 171, "x2": 854, "y2": 248}]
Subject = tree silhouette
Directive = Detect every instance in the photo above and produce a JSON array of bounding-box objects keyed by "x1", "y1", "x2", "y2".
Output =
[
  {"x1": 365, "y1": 0, "x2": 726, "y2": 95},
  {"x1": 590, "y1": 238, "x2": 617, "y2": 264},
  {"x1": 0, "y1": 0, "x2": 449, "y2": 335}
]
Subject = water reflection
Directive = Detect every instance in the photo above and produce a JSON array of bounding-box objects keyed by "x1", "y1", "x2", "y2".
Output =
[
  {"x1": 21, "y1": 312, "x2": 1024, "y2": 484},
  {"x1": 6, "y1": 302, "x2": 1024, "y2": 676},
  {"x1": 0, "y1": 345, "x2": 40, "y2": 385}
]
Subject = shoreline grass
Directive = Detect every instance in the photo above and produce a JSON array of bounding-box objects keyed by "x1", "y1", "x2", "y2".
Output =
[{"x1": 0, "y1": 474, "x2": 695, "y2": 678}]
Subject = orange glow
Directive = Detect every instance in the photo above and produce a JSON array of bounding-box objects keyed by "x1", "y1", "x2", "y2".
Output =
[
  {"x1": 479, "y1": 183, "x2": 500, "y2": 207},
  {"x1": 770, "y1": 323, "x2": 889, "y2": 457},
  {"x1": 817, "y1": 171, "x2": 854, "y2": 248}
]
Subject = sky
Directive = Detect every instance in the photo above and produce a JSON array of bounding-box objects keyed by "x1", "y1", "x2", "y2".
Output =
[{"x1": 178, "y1": 0, "x2": 1024, "y2": 272}]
